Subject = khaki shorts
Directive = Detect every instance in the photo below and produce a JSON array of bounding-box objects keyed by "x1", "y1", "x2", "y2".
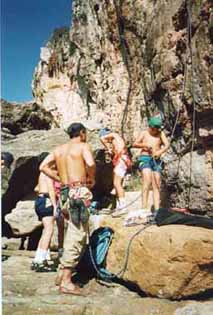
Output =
[{"x1": 60, "y1": 186, "x2": 92, "y2": 270}]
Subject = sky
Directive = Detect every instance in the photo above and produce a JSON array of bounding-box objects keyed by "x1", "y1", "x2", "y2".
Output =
[{"x1": 1, "y1": 0, "x2": 72, "y2": 102}]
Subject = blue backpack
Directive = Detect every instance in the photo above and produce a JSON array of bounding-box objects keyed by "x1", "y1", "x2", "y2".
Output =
[{"x1": 79, "y1": 227, "x2": 114, "y2": 280}]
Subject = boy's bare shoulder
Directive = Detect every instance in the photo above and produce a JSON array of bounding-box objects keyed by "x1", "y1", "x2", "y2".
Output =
[
  {"x1": 54, "y1": 142, "x2": 69, "y2": 155},
  {"x1": 82, "y1": 142, "x2": 92, "y2": 150},
  {"x1": 141, "y1": 130, "x2": 148, "y2": 137}
]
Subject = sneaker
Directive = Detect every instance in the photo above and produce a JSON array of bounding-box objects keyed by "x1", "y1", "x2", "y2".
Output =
[
  {"x1": 34, "y1": 261, "x2": 54, "y2": 273},
  {"x1": 137, "y1": 209, "x2": 152, "y2": 218},
  {"x1": 58, "y1": 248, "x2": 64, "y2": 258},
  {"x1": 31, "y1": 261, "x2": 37, "y2": 271}
]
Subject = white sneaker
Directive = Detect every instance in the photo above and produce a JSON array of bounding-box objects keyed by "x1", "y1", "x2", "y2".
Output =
[
  {"x1": 125, "y1": 209, "x2": 151, "y2": 221},
  {"x1": 137, "y1": 209, "x2": 152, "y2": 218}
]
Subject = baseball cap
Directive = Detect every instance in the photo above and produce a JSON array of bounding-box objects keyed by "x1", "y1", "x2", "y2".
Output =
[
  {"x1": 99, "y1": 128, "x2": 111, "y2": 137},
  {"x1": 148, "y1": 117, "x2": 162, "y2": 129}
]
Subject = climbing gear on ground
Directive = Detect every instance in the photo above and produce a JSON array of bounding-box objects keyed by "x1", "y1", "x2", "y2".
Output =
[
  {"x1": 78, "y1": 227, "x2": 114, "y2": 281},
  {"x1": 124, "y1": 209, "x2": 153, "y2": 227},
  {"x1": 84, "y1": 218, "x2": 155, "y2": 282},
  {"x1": 155, "y1": 208, "x2": 213, "y2": 229}
]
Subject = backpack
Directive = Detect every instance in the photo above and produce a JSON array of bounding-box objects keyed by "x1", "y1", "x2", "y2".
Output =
[
  {"x1": 78, "y1": 227, "x2": 114, "y2": 280},
  {"x1": 155, "y1": 208, "x2": 213, "y2": 229}
]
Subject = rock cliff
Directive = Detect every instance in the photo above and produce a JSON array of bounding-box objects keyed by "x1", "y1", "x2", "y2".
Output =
[{"x1": 32, "y1": 0, "x2": 212, "y2": 213}]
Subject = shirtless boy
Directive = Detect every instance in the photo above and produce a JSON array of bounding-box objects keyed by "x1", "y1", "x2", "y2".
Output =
[
  {"x1": 32, "y1": 154, "x2": 58, "y2": 271},
  {"x1": 99, "y1": 128, "x2": 131, "y2": 215},
  {"x1": 133, "y1": 117, "x2": 169, "y2": 212},
  {"x1": 40, "y1": 123, "x2": 96, "y2": 295}
]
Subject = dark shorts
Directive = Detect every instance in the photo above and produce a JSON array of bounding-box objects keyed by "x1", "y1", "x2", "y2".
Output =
[
  {"x1": 138, "y1": 155, "x2": 163, "y2": 173},
  {"x1": 35, "y1": 195, "x2": 54, "y2": 221}
]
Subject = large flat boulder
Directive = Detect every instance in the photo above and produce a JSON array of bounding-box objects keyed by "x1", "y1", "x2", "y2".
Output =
[
  {"x1": 101, "y1": 217, "x2": 213, "y2": 299},
  {"x1": 5, "y1": 198, "x2": 42, "y2": 236}
]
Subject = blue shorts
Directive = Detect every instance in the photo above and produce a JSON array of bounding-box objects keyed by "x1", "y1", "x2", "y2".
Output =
[
  {"x1": 35, "y1": 195, "x2": 54, "y2": 221},
  {"x1": 138, "y1": 155, "x2": 163, "y2": 173}
]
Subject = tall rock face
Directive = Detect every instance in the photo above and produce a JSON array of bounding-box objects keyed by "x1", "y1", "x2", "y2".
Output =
[{"x1": 32, "y1": 1, "x2": 212, "y2": 213}]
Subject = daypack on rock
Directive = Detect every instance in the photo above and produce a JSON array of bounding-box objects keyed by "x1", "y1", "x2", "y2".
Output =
[
  {"x1": 79, "y1": 227, "x2": 114, "y2": 279},
  {"x1": 155, "y1": 208, "x2": 213, "y2": 229}
]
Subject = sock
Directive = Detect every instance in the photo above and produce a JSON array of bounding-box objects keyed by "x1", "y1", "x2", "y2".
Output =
[
  {"x1": 46, "y1": 249, "x2": 51, "y2": 260},
  {"x1": 117, "y1": 198, "x2": 125, "y2": 209},
  {"x1": 33, "y1": 248, "x2": 47, "y2": 263}
]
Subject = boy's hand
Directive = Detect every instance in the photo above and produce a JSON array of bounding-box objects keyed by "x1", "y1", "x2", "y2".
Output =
[
  {"x1": 107, "y1": 148, "x2": 113, "y2": 155},
  {"x1": 87, "y1": 178, "x2": 95, "y2": 189},
  {"x1": 152, "y1": 150, "x2": 161, "y2": 158}
]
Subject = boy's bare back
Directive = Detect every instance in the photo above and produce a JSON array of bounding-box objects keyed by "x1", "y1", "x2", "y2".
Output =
[{"x1": 54, "y1": 142, "x2": 90, "y2": 185}]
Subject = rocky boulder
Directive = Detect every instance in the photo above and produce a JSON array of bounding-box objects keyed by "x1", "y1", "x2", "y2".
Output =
[
  {"x1": 5, "y1": 197, "x2": 42, "y2": 236},
  {"x1": 164, "y1": 150, "x2": 213, "y2": 216},
  {"x1": 1, "y1": 99, "x2": 58, "y2": 136},
  {"x1": 101, "y1": 217, "x2": 213, "y2": 299}
]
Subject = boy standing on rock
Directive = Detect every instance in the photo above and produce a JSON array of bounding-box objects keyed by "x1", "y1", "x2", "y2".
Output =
[
  {"x1": 99, "y1": 128, "x2": 132, "y2": 217},
  {"x1": 32, "y1": 153, "x2": 58, "y2": 271},
  {"x1": 132, "y1": 117, "x2": 169, "y2": 214},
  {"x1": 40, "y1": 123, "x2": 96, "y2": 295}
]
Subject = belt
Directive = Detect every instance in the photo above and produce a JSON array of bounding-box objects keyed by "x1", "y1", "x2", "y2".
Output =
[
  {"x1": 38, "y1": 193, "x2": 50, "y2": 198},
  {"x1": 62, "y1": 181, "x2": 88, "y2": 189}
]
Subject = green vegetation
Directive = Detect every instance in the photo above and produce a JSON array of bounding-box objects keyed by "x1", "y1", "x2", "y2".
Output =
[
  {"x1": 69, "y1": 41, "x2": 78, "y2": 56},
  {"x1": 47, "y1": 27, "x2": 70, "y2": 49}
]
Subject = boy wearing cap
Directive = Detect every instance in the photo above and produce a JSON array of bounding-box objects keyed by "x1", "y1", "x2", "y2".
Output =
[
  {"x1": 133, "y1": 117, "x2": 169, "y2": 213},
  {"x1": 99, "y1": 128, "x2": 132, "y2": 216}
]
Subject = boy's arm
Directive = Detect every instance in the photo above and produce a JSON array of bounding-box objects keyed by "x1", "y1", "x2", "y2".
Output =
[
  {"x1": 100, "y1": 133, "x2": 114, "y2": 153},
  {"x1": 45, "y1": 176, "x2": 57, "y2": 215},
  {"x1": 39, "y1": 153, "x2": 60, "y2": 182},
  {"x1": 153, "y1": 131, "x2": 170, "y2": 158},
  {"x1": 82, "y1": 144, "x2": 96, "y2": 188}
]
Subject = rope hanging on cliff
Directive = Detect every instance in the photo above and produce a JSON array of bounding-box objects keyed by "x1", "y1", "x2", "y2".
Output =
[
  {"x1": 186, "y1": 0, "x2": 196, "y2": 208},
  {"x1": 164, "y1": 0, "x2": 197, "y2": 202}
]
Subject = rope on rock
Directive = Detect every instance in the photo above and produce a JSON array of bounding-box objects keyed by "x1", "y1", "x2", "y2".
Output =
[
  {"x1": 163, "y1": 0, "x2": 197, "y2": 201},
  {"x1": 186, "y1": 0, "x2": 196, "y2": 208},
  {"x1": 88, "y1": 221, "x2": 154, "y2": 281}
]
